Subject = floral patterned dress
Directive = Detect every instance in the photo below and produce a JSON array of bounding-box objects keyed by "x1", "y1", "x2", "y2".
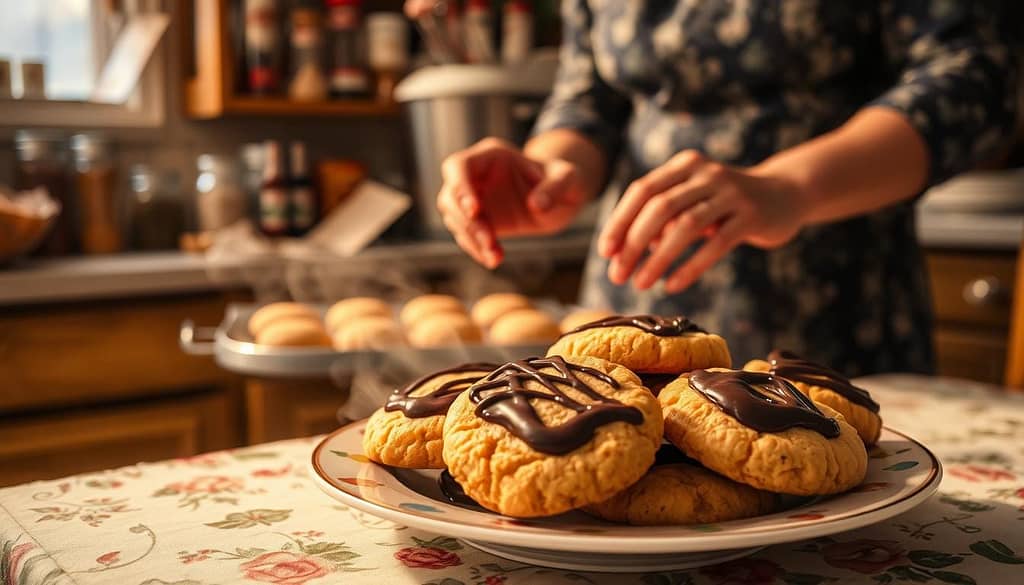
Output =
[{"x1": 532, "y1": 0, "x2": 1018, "y2": 376}]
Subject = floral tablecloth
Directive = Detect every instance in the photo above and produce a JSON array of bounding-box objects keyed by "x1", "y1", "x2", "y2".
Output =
[{"x1": 3, "y1": 374, "x2": 1024, "y2": 585}]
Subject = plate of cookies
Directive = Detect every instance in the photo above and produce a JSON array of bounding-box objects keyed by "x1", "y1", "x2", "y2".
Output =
[
  {"x1": 188, "y1": 293, "x2": 615, "y2": 378},
  {"x1": 310, "y1": 314, "x2": 941, "y2": 573}
]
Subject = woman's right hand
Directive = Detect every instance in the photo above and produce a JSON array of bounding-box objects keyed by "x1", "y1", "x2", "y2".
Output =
[{"x1": 437, "y1": 137, "x2": 587, "y2": 268}]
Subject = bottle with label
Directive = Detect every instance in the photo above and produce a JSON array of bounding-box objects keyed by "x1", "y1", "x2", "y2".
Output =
[
  {"x1": 289, "y1": 1, "x2": 328, "y2": 101},
  {"x1": 245, "y1": 0, "x2": 284, "y2": 95},
  {"x1": 502, "y1": 0, "x2": 533, "y2": 65},
  {"x1": 288, "y1": 141, "x2": 318, "y2": 236},
  {"x1": 259, "y1": 141, "x2": 289, "y2": 236},
  {"x1": 464, "y1": 0, "x2": 495, "y2": 64},
  {"x1": 325, "y1": 0, "x2": 370, "y2": 98}
]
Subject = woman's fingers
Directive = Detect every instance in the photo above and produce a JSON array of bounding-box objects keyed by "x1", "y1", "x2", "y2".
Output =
[
  {"x1": 598, "y1": 150, "x2": 706, "y2": 258},
  {"x1": 438, "y1": 184, "x2": 500, "y2": 268},
  {"x1": 526, "y1": 159, "x2": 584, "y2": 216},
  {"x1": 632, "y1": 194, "x2": 735, "y2": 290},
  {"x1": 607, "y1": 178, "x2": 715, "y2": 285},
  {"x1": 664, "y1": 214, "x2": 748, "y2": 293}
]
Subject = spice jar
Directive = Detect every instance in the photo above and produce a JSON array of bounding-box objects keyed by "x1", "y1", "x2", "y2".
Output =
[
  {"x1": 14, "y1": 130, "x2": 76, "y2": 255},
  {"x1": 126, "y1": 165, "x2": 185, "y2": 250},
  {"x1": 366, "y1": 12, "x2": 409, "y2": 102},
  {"x1": 325, "y1": 0, "x2": 371, "y2": 98},
  {"x1": 70, "y1": 134, "x2": 122, "y2": 254},
  {"x1": 289, "y1": 1, "x2": 328, "y2": 101},
  {"x1": 195, "y1": 154, "x2": 248, "y2": 232}
]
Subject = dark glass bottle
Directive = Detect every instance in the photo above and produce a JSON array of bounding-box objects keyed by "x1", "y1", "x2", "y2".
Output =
[
  {"x1": 259, "y1": 141, "x2": 289, "y2": 236},
  {"x1": 244, "y1": 0, "x2": 284, "y2": 95},
  {"x1": 324, "y1": 0, "x2": 370, "y2": 98},
  {"x1": 288, "y1": 141, "x2": 319, "y2": 236}
]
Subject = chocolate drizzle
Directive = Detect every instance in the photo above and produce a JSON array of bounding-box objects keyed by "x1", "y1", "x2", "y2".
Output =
[
  {"x1": 438, "y1": 469, "x2": 482, "y2": 509},
  {"x1": 385, "y1": 362, "x2": 499, "y2": 418},
  {"x1": 689, "y1": 370, "x2": 841, "y2": 438},
  {"x1": 563, "y1": 314, "x2": 706, "y2": 337},
  {"x1": 768, "y1": 350, "x2": 880, "y2": 413},
  {"x1": 468, "y1": 356, "x2": 644, "y2": 454}
]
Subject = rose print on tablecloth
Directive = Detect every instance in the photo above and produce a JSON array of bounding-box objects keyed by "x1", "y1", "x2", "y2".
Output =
[
  {"x1": 240, "y1": 551, "x2": 331, "y2": 585},
  {"x1": 821, "y1": 539, "x2": 907, "y2": 574},
  {"x1": 152, "y1": 475, "x2": 263, "y2": 510},
  {"x1": 394, "y1": 536, "x2": 463, "y2": 570}
]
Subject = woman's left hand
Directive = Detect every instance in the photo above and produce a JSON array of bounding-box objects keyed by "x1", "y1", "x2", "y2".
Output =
[{"x1": 597, "y1": 150, "x2": 807, "y2": 293}]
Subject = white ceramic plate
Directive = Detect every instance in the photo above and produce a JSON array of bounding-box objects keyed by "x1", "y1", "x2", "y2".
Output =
[{"x1": 310, "y1": 421, "x2": 941, "y2": 572}]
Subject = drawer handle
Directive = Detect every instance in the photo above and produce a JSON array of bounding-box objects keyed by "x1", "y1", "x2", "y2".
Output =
[{"x1": 962, "y1": 277, "x2": 1007, "y2": 307}]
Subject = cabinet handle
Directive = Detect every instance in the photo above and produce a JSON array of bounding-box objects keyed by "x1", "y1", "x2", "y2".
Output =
[{"x1": 962, "y1": 276, "x2": 1006, "y2": 307}]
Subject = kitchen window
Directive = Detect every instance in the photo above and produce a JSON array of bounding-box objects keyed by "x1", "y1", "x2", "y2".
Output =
[{"x1": 0, "y1": 0, "x2": 168, "y2": 129}]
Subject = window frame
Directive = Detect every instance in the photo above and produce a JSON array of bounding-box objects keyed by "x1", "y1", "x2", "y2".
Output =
[{"x1": 0, "y1": 0, "x2": 167, "y2": 130}]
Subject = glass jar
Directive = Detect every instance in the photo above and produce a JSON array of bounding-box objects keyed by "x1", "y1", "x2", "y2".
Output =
[
  {"x1": 14, "y1": 130, "x2": 76, "y2": 255},
  {"x1": 126, "y1": 164, "x2": 185, "y2": 251},
  {"x1": 70, "y1": 133, "x2": 122, "y2": 254},
  {"x1": 366, "y1": 12, "x2": 409, "y2": 102},
  {"x1": 195, "y1": 154, "x2": 248, "y2": 232}
]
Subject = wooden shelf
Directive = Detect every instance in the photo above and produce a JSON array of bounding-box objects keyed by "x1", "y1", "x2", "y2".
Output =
[
  {"x1": 185, "y1": 0, "x2": 402, "y2": 120},
  {"x1": 218, "y1": 96, "x2": 400, "y2": 118}
]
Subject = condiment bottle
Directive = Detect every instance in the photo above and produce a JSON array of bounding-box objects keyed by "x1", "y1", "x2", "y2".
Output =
[
  {"x1": 127, "y1": 164, "x2": 185, "y2": 250},
  {"x1": 288, "y1": 141, "x2": 318, "y2": 236},
  {"x1": 259, "y1": 141, "x2": 289, "y2": 237},
  {"x1": 366, "y1": 12, "x2": 409, "y2": 102},
  {"x1": 195, "y1": 154, "x2": 248, "y2": 232},
  {"x1": 289, "y1": 1, "x2": 328, "y2": 101},
  {"x1": 14, "y1": 130, "x2": 76, "y2": 255},
  {"x1": 244, "y1": 0, "x2": 284, "y2": 95},
  {"x1": 502, "y1": 0, "x2": 533, "y2": 65},
  {"x1": 70, "y1": 134, "x2": 122, "y2": 254},
  {"x1": 325, "y1": 0, "x2": 371, "y2": 98},
  {"x1": 464, "y1": 0, "x2": 495, "y2": 64}
]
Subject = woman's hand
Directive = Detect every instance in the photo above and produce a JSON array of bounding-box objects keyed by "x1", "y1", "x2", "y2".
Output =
[
  {"x1": 437, "y1": 137, "x2": 588, "y2": 268},
  {"x1": 597, "y1": 150, "x2": 808, "y2": 293}
]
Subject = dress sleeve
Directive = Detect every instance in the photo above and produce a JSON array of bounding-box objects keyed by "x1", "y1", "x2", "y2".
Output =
[
  {"x1": 530, "y1": 0, "x2": 633, "y2": 161},
  {"x1": 869, "y1": 0, "x2": 1019, "y2": 187}
]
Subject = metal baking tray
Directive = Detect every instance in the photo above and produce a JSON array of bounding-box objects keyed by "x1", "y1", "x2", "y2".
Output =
[{"x1": 179, "y1": 303, "x2": 553, "y2": 379}]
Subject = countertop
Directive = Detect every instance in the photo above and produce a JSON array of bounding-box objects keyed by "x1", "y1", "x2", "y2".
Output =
[
  {"x1": 0, "y1": 231, "x2": 595, "y2": 307},
  {"x1": 1, "y1": 374, "x2": 1023, "y2": 584}
]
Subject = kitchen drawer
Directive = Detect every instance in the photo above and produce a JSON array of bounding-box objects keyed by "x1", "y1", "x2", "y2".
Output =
[
  {"x1": 0, "y1": 293, "x2": 235, "y2": 413},
  {"x1": 926, "y1": 251, "x2": 1015, "y2": 328},
  {"x1": 0, "y1": 390, "x2": 243, "y2": 487},
  {"x1": 245, "y1": 378, "x2": 348, "y2": 444},
  {"x1": 934, "y1": 327, "x2": 1008, "y2": 385}
]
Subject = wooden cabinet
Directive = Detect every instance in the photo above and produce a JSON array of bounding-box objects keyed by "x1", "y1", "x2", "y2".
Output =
[
  {"x1": 0, "y1": 389, "x2": 242, "y2": 487},
  {"x1": 0, "y1": 292, "x2": 246, "y2": 487},
  {"x1": 926, "y1": 249, "x2": 1017, "y2": 384},
  {"x1": 245, "y1": 378, "x2": 349, "y2": 444}
]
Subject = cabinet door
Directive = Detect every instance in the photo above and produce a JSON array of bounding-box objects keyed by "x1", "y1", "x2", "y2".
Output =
[
  {"x1": 0, "y1": 390, "x2": 243, "y2": 487},
  {"x1": 245, "y1": 378, "x2": 347, "y2": 444}
]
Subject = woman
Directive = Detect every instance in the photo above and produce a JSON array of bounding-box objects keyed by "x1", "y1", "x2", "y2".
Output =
[{"x1": 430, "y1": 1, "x2": 1018, "y2": 374}]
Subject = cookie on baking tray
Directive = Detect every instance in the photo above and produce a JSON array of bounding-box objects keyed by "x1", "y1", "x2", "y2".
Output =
[
  {"x1": 470, "y1": 293, "x2": 534, "y2": 330},
  {"x1": 325, "y1": 297, "x2": 393, "y2": 335},
  {"x1": 255, "y1": 318, "x2": 332, "y2": 347},
  {"x1": 489, "y1": 309, "x2": 562, "y2": 345},
  {"x1": 659, "y1": 368, "x2": 867, "y2": 496},
  {"x1": 399, "y1": 294, "x2": 466, "y2": 328},
  {"x1": 407, "y1": 313, "x2": 482, "y2": 348},
  {"x1": 363, "y1": 363, "x2": 498, "y2": 469},
  {"x1": 547, "y1": 315, "x2": 732, "y2": 374},
  {"x1": 442, "y1": 355, "x2": 663, "y2": 517},
  {"x1": 248, "y1": 302, "x2": 320, "y2": 338},
  {"x1": 584, "y1": 458, "x2": 778, "y2": 526},
  {"x1": 331, "y1": 316, "x2": 406, "y2": 350},
  {"x1": 744, "y1": 350, "x2": 883, "y2": 446}
]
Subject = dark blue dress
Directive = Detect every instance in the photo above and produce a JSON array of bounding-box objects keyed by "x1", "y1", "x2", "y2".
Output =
[{"x1": 532, "y1": 0, "x2": 1018, "y2": 375}]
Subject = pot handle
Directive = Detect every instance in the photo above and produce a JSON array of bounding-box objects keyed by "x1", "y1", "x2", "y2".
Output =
[{"x1": 179, "y1": 319, "x2": 217, "y2": 355}]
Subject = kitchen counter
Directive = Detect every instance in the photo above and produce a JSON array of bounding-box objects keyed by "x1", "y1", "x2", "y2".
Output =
[
  {"x1": 916, "y1": 208, "x2": 1024, "y2": 250},
  {"x1": 0, "y1": 231, "x2": 595, "y2": 306}
]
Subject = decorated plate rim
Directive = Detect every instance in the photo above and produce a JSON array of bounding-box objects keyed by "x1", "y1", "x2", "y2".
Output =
[{"x1": 310, "y1": 420, "x2": 941, "y2": 554}]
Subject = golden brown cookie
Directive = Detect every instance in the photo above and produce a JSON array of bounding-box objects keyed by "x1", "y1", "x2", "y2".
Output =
[
  {"x1": 399, "y1": 294, "x2": 466, "y2": 328},
  {"x1": 363, "y1": 363, "x2": 498, "y2": 469},
  {"x1": 489, "y1": 309, "x2": 562, "y2": 345},
  {"x1": 325, "y1": 297, "x2": 392, "y2": 335},
  {"x1": 442, "y1": 355, "x2": 663, "y2": 517},
  {"x1": 248, "y1": 302, "x2": 320, "y2": 338},
  {"x1": 470, "y1": 293, "x2": 533, "y2": 329},
  {"x1": 744, "y1": 354, "x2": 882, "y2": 446},
  {"x1": 256, "y1": 318, "x2": 331, "y2": 347},
  {"x1": 331, "y1": 316, "x2": 405, "y2": 350},
  {"x1": 659, "y1": 369, "x2": 867, "y2": 496},
  {"x1": 547, "y1": 315, "x2": 731, "y2": 374},
  {"x1": 407, "y1": 313, "x2": 482, "y2": 348},
  {"x1": 559, "y1": 308, "x2": 615, "y2": 334},
  {"x1": 584, "y1": 461, "x2": 778, "y2": 525}
]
